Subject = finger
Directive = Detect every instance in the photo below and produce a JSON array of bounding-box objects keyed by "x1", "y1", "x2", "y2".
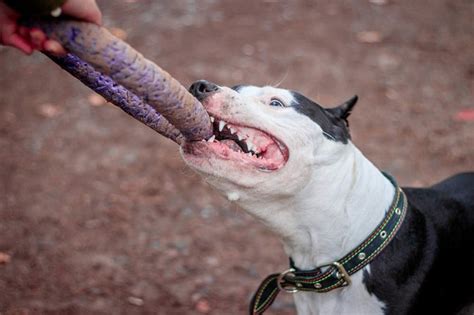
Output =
[
  {"x1": 61, "y1": 0, "x2": 102, "y2": 25},
  {"x1": 5, "y1": 33, "x2": 33, "y2": 54},
  {"x1": 43, "y1": 39, "x2": 67, "y2": 56},
  {"x1": 29, "y1": 28, "x2": 47, "y2": 49},
  {"x1": 1, "y1": 25, "x2": 33, "y2": 54},
  {"x1": 89, "y1": 8, "x2": 102, "y2": 25},
  {"x1": 81, "y1": 1, "x2": 102, "y2": 25},
  {"x1": 88, "y1": 1, "x2": 103, "y2": 25}
]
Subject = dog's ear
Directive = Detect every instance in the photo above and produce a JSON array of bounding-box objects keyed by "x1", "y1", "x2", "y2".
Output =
[{"x1": 327, "y1": 95, "x2": 358, "y2": 126}]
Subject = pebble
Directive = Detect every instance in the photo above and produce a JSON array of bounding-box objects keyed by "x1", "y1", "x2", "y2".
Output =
[
  {"x1": 127, "y1": 296, "x2": 144, "y2": 306},
  {"x1": 195, "y1": 299, "x2": 210, "y2": 313},
  {"x1": 110, "y1": 27, "x2": 128, "y2": 40},
  {"x1": 369, "y1": 0, "x2": 388, "y2": 5},
  {"x1": 356, "y1": 31, "x2": 382, "y2": 44},
  {"x1": 205, "y1": 256, "x2": 219, "y2": 267},
  {"x1": 38, "y1": 103, "x2": 62, "y2": 118},
  {"x1": 200, "y1": 207, "x2": 214, "y2": 219},
  {"x1": 88, "y1": 93, "x2": 107, "y2": 106},
  {"x1": 0, "y1": 252, "x2": 11, "y2": 264}
]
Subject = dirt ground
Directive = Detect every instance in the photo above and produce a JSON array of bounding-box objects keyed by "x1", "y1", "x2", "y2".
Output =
[{"x1": 1, "y1": 0, "x2": 473, "y2": 314}]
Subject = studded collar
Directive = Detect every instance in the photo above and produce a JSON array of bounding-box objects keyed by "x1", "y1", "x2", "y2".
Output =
[{"x1": 249, "y1": 173, "x2": 408, "y2": 315}]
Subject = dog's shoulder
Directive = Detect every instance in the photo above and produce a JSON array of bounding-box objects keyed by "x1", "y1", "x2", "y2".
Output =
[
  {"x1": 403, "y1": 172, "x2": 474, "y2": 229},
  {"x1": 365, "y1": 173, "x2": 474, "y2": 314}
]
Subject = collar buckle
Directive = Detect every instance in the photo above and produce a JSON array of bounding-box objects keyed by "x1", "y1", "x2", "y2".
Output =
[
  {"x1": 331, "y1": 262, "x2": 352, "y2": 286},
  {"x1": 276, "y1": 268, "x2": 299, "y2": 293}
]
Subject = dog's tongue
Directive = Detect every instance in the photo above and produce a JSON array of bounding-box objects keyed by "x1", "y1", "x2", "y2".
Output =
[{"x1": 221, "y1": 139, "x2": 243, "y2": 152}]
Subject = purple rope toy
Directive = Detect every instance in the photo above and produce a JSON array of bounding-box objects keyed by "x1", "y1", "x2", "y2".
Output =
[{"x1": 25, "y1": 18, "x2": 213, "y2": 144}]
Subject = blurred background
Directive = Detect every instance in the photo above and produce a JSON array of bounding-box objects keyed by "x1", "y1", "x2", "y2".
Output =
[{"x1": 0, "y1": 0, "x2": 473, "y2": 314}]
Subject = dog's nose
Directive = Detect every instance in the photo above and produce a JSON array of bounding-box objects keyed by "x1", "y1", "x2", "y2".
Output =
[{"x1": 189, "y1": 80, "x2": 219, "y2": 101}]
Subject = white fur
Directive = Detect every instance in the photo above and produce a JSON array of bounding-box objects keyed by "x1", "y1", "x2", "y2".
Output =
[
  {"x1": 182, "y1": 86, "x2": 395, "y2": 315},
  {"x1": 238, "y1": 85, "x2": 296, "y2": 106}
]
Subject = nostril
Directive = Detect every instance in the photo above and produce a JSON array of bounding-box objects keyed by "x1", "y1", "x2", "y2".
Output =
[
  {"x1": 197, "y1": 83, "x2": 208, "y2": 93},
  {"x1": 189, "y1": 80, "x2": 219, "y2": 101}
]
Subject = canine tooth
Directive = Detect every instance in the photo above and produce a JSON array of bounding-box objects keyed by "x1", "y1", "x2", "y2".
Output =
[
  {"x1": 237, "y1": 134, "x2": 243, "y2": 141},
  {"x1": 247, "y1": 142, "x2": 254, "y2": 152},
  {"x1": 227, "y1": 191, "x2": 240, "y2": 201},
  {"x1": 218, "y1": 121, "x2": 226, "y2": 132},
  {"x1": 230, "y1": 128, "x2": 236, "y2": 134},
  {"x1": 207, "y1": 135, "x2": 216, "y2": 142},
  {"x1": 210, "y1": 116, "x2": 215, "y2": 123}
]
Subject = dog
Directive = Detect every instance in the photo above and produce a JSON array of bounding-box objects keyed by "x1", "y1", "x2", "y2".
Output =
[{"x1": 181, "y1": 80, "x2": 474, "y2": 315}]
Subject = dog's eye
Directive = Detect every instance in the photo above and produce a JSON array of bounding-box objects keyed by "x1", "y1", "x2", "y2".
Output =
[{"x1": 269, "y1": 99, "x2": 285, "y2": 107}]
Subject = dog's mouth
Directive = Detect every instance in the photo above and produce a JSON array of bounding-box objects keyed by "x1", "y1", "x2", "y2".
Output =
[{"x1": 183, "y1": 114, "x2": 289, "y2": 171}]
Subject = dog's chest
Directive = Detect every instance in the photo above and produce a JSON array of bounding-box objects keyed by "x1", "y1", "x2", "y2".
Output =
[{"x1": 292, "y1": 269, "x2": 386, "y2": 315}]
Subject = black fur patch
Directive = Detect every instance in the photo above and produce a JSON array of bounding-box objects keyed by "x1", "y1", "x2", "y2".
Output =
[
  {"x1": 290, "y1": 91, "x2": 351, "y2": 144},
  {"x1": 232, "y1": 85, "x2": 352, "y2": 144},
  {"x1": 364, "y1": 173, "x2": 474, "y2": 315}
]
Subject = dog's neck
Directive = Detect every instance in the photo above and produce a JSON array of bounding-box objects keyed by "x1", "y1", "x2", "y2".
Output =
[{"x1": 240, "y1": 142, "x2": 395, "y2": 270}]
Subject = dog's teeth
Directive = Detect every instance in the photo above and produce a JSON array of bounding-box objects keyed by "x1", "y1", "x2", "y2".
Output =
[
  {"x1": 237, "y1": 134, "x2": 243, "y2": 141},
  {"x1": 247, "y1": 152, "x2": 252, "y2": 157},
  {"x1": 230, "y1": 128, "x2": 236, "y2": 134},
  {"x1": 210, "y1": 116, "x2": 215, "y2": 123},
  {"x1": 247, "y1": 142, "x2": 254, "y2": 152},
  {"x1": 207, "y1": 135, "x2": 216, "y2": 142},
  {"x1": 218, "y1": 121, "x2": 226, "y2": 132}
]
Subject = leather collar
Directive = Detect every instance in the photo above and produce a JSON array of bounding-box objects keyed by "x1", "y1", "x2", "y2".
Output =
[{"x1": 249, "y1": 173, "x2": 408, "y2": 315}]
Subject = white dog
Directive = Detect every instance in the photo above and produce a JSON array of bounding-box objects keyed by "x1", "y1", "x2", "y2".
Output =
[{"x1": 182, "y1": 80, "x2": 474, "y2": 315}]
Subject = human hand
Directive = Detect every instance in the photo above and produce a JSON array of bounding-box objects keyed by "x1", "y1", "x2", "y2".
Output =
[{"x1": 0, "y1": 0, "x2": 102, "y2": 55}]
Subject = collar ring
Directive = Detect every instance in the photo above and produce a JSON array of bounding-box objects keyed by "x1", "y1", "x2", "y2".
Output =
[{"x1": 277, "y1": 268, "x2": 299, "y2": 293}]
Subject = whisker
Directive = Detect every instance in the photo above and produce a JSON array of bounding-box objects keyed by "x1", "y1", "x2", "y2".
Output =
[{"x1": 272, "y1": 70, "x2": 289, "y2": 88}]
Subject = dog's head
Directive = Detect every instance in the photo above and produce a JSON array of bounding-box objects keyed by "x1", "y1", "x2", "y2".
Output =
[{"x1": 181, "y1": 80, "x2": 357, "y2": 213}]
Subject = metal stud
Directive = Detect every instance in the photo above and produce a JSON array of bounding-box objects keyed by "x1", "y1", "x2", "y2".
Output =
[
  {"x1": 358, "y1": 252, "x2": 366, "y2": 260},
  {"x1": 380, "y1": 231, "x2": 387, "y2": 239},
  {"x1": 314, "y1": 283, "x2": 322, "y2": 289},
  {"x1": 295, "y1": 283, "x2": 303, "y2": 288},
  {"x1": 395, "y1": 207, "x2": 401, "y2": 215}
]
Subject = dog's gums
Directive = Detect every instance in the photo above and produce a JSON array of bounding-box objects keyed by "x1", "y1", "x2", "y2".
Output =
[{"x1": 183, "y1": 114, "x2": 289, "y2": 171}]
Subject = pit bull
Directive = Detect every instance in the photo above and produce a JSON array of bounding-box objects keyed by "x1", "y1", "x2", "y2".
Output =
[{"x1": 182, "y1": 80, "x2": 474, "y2": 315}]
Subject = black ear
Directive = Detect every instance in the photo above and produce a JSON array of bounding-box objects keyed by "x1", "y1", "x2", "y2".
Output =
[{"x1": 327, "y1": 95, "x2": 358, "y2": 126}]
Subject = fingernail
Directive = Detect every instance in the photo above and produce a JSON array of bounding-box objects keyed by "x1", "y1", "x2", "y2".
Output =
[
  {"x1": 44, "y1": 40, "x2": 66, "y2": 56},
  {"x1": 29, "y1": 29, "x2": 45, "y2": 47}
]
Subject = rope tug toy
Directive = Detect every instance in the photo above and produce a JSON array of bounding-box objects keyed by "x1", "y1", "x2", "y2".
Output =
[{"x1": 23, "y1": 18, "x2": 213, "y2": 144}]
